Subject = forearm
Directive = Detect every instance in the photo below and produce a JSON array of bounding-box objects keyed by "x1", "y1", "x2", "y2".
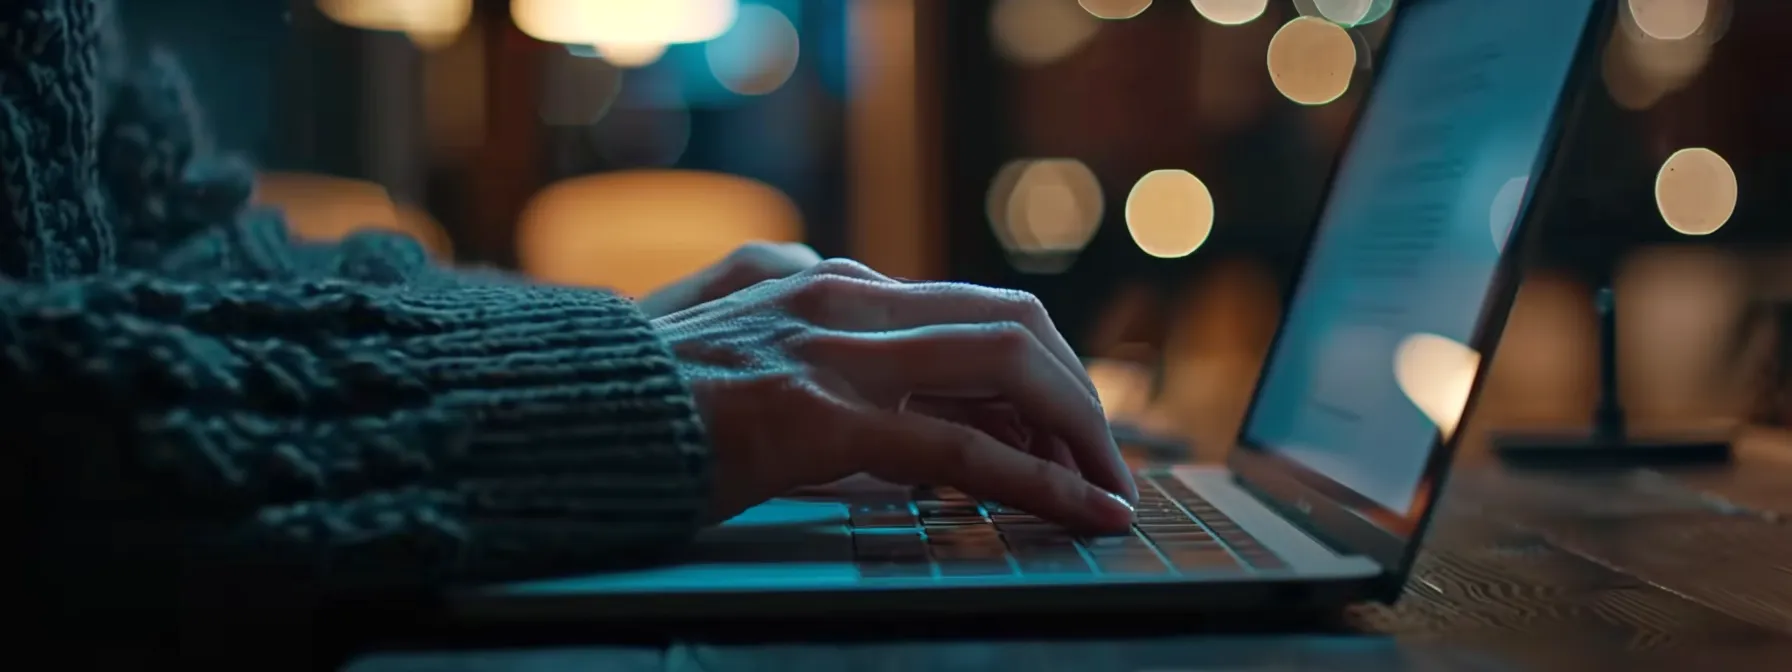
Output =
[{"x1": 10, "y1": 273, "x2": 711, "y2": 605}]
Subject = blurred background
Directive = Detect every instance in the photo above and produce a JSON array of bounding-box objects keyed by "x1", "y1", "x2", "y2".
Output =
[{"x1": 124, "y1": 0, "x2": 1788, "y2": 451}]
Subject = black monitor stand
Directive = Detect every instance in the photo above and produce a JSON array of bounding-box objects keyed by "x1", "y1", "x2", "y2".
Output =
[{"x1": 1491, "y1": 284, "x2": 1734, "y2": 469}]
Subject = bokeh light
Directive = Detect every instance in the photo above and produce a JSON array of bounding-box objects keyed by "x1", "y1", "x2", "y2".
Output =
[
  {"x1": 596, "y1": 42, "x2": 669, "y2": 68},
  {"x1": 1267, "y1": 16, "x2": 1356, "y2": 105},
  {"x1": 1602, "y1": 0, "x2": 1724, "y2": 110},
  {"x1": 1655, "y1": 147, "x2": 1738, "y2": 236},
  {"x1": 1125, "y1": 169, "x2": 1215, "y2": 259},
  {"x1": 511, "y1": 0, "x2": 738, "y2": 46},
  {"x1": 986, "y1": 159, "x2": 1105, "y2": 272},
  {"x1": 1079, "y1": 0, "x2": 1154, "y2": 20},
  {"x1": 1628, "y1": 0, "x2": 1709, "y2": 40},
  {"x1": 1087, "y1": 358, "x2": 1155, "y2": 420},
  {"x1": 706, "y1": 4, "x2": 802, "y2": 96},
  {"x1": 1393, "y1": 333, "x2": 1481, "y2": 441},
  {"x1": 1293, "y1": 0, "x2": 1393, "y2": 26},
  {"x1": 317, "y1": 0, "x2": 472, "y2": 43},
  {"x1": 254, "y1": 172, "x2": 454, "y2": 259},
  {"x1": 1190, "y1": 0, "x2": 1268, "y2": 26},
  {"x1": 1488, "y1": 176, "x2": 1529, "y2": 253},
  {"x1": 1313, "y1": 0, "x2": 1370, "y2": 25},
  {"x1": 406, "y1": 29, "x2": 463, "y2": 51},
  {"x1": 517, "y1": 170, "x2": 803, "y2": 296},
  {"x1": 991, "y1": 0, "x2": 1101, "y2": 66}
]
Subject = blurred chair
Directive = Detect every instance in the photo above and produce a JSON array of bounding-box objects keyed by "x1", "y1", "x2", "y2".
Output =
[
  {"x1": 253, "y1": 172, "x2": 455, "y2": 259},
  {"x1": 514, "y1": 170, "x2": 803, "y2": 298}
]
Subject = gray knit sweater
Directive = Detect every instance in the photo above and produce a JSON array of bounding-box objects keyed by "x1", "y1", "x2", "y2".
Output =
[{"x1": 3, "y1": 0, "x2": 712, "y2": 607}]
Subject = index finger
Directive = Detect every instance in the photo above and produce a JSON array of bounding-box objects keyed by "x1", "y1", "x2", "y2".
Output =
[
  {"x1": 834, "y1": 323, "x2": 1136, "y2": 504},
  {"x1": 809, "y1": 279, "x2": 1100, "y2": 402},
  {"x1": 856, "y1": 409, "x2": 1135, "y2": 533}
]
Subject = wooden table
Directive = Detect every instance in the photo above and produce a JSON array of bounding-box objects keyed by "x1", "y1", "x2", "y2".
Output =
[{"x1": 345, "y1": 425, "x2": 1792, "y2": 671}]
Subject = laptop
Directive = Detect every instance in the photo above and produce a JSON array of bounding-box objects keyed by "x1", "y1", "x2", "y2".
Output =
[{"x1": 448, "y1": 0, "x2": 1612, "y2": 623}]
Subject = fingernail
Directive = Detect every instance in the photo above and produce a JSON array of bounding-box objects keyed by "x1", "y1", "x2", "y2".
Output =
[{"x1": 1088, "y1": 488, "x2": 1136, "y2": 525}]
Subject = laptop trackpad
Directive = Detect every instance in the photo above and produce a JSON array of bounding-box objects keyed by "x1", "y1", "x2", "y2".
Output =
[{"x1": 493, "y1": 499, "x2": 858, "y2": 594}]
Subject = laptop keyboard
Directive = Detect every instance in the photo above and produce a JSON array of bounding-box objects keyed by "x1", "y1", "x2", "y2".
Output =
[{"x1": 848, "y1": 471, "x2": 1285, "y2": 580}]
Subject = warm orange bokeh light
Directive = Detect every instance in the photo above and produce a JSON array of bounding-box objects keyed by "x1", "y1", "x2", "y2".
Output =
[
  {"x1": 515, "y1": 170, "x2": 803, "y2": 297},
  {"x1": 316, "y1": 0, "x2": 472, "y2": 43},
  {"x1": 1655, "y1": 147, "x2": 1738, "y2": 236},
  {"x1": 1266, "y1": 16, "x2": 1357, "y2": 106},
  {"x1": 1125, "y1": 169, "x2": 1215, "y2": 259},
  {"x1": 1191, "y1": 0, "x2": 1269, "y2": 26},
  {"x1": 1078, "y1": 0, "x2": 1153, "y2": 20},
  {"x1": 510, "y1": 0, "x2": 738, "y2": 46},
  {"x1": 253, "y1": 172, "x2": 454, "y2": 260},
  {"x1": 1393, "y1": 333, "x2": 1481, "y2": 441}
]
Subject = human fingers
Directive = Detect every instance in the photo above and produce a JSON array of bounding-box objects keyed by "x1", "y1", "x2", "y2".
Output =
[
  {"x1": 797, "y1": 257, "x2": 901, "y2": 284},
  {"x1": 901, "y1": 397, "x2": 1062, "y2": 466},
  {"x1": 1039, "y1": 435, "x2": 1079, "y2": 476},
  {"x1": 707, "y1": 242, "x2": 823, "y2": 297},
  {"x1": 638, "y1": 242, "x2": 821, "y2": 317},
  {"x1": 806, "y1": 280, "x2": 1099, "y2": 403},
  {"x1": 806, "y1": 322, "x2": 1135, "y2": 503},
  {"x1": 854, "y1": 409, "x2": 1134, "y2": 532}
]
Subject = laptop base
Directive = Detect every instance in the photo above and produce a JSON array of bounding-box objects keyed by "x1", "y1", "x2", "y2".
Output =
[{"x1": 443, "y1": 467, "x2": 1380, "y2": 627}]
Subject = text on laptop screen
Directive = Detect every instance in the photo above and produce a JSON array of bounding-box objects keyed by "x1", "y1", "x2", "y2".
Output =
[{"x1": 1244, "y1": 0, "x2": 1597, "y2": 516}]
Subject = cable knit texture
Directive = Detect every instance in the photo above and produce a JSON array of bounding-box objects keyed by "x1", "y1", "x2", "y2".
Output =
[{"x1": 5, "y1": 0, "x2": 712, "y2": 609}]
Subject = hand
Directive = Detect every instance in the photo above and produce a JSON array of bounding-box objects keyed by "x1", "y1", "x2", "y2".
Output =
[
  {"x1": 637, "y1": 242, "x2": 822, "y2": 318},
  {"x1": 652, "y1": 259, "x2": 1138, "y2": 532}
]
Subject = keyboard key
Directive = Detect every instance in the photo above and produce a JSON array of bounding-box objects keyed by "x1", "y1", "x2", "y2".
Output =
[
  {"x1": 1003, "y1": 523, "x2": 1068, "y2": 541},
  {"x1": 981, "y1": 502, "x2": 1019, "y2": 514},
  {"x1": 1163, "y1": 548, "x2": 1240, "y2": 570},
  {"x1": 1008, "y1": 534, "x2": 1077, "y2": 552},
  {"x1": 1093, "y1": 552, "x2": 1169, "y2": 575},
  {"x1": 990, "y1": 513, "x2": 1044, "y2": 526},
  {"x1": 928, "y1": 528, "x2": 1006, "y2": 554},
  {"x1": 1144, "y1": 531, "x2": 1217, "y2": 546},
  {"x1": 917, "y1": 500, "x2": 978, "y2": 515},
  {"x1": 1081, "y1": 534, "x2": 1149, "y2": 553},
  {"x1": 1136, "y1": 512, "x2": 1191, "y2": 526},
  {"x1": 1017, "y1": 554, "x2": 1093, "y2": 575},
  {"x1": 1138, "y1": 522, "x2": 1206, "y2": 535},
  {"x1": 930, "y1": 533, "x2": 1014, "y2": 577},
  {"x1": 850, "y1": 502, "x2": 918, "y2": 529},
  {"x1": 853, "y1": 532, "x2": 928, "y2": 562},
  {"x1": 928, "y1": 532, "x2": 1004, "y2": 548}
]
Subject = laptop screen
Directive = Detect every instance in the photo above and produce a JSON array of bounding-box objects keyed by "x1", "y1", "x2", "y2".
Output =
[{"x1": 1241, "y1": 0, "x2": 1599, "y2": 521}]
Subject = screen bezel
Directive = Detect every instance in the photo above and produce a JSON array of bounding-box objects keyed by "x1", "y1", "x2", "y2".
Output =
[{"x1": 1225, "y1": 0, "x2": 1616, "y2": 601}]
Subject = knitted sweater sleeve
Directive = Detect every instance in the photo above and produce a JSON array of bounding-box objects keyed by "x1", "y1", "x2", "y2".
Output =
[
  {"x1": 6, "y1": 1, "x2": 717, "y2": 608},
  {"x1": 13, "y1": 272, "x2": 712, "y2": 604}
]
